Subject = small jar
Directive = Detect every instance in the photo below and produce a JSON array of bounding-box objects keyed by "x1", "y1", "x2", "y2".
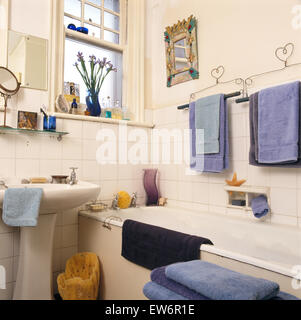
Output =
[{"x1": 43, "y1": 116, "x2": 56, "y2": 131}]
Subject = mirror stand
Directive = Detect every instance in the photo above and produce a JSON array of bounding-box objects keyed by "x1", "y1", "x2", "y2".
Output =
[{"x1": 0, "y1": 93, "x2": 12, "y2": 128}]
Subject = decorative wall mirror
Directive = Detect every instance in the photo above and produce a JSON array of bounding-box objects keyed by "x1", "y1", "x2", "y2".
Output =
[{"x1": 164, "y1": 15, "x2": 199, "y2": 87}]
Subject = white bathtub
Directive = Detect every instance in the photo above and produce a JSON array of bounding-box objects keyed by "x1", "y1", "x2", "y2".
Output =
[{"x1": 80, "y1": 206, "x2": 301, "y2": 279}]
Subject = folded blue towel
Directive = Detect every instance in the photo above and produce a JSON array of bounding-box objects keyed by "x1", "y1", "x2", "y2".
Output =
[
  {"x1": 258, "y1": 81, "x2": 300, "y2": 164},
  {"x1": 272, "y1": 291, "x2": 300, "y2": 300},
  {"x1": 195, "y1": 94, "x2": 221, "y2": 155},
  {"x1": 165, "y1": 260, "x2": 279, "y2": 300},
  {"x1": 2, "y1": 188, "x2": 43, "y2": 227},
  {"x1": 143, "y1": 281, "x2": 299, "y2": 301},
  {"x1": 190, "y1": 95, "x2": 229, "y2": 173},
  {"x1": 251, "y1": 195, "x2": 269, "y2": 219},
  {"x1": 151, "y1": 266, "x2": 209, "y2": 300},
  {"x1": 143, "y1": 282, "x2": 188, "y2": 301}
]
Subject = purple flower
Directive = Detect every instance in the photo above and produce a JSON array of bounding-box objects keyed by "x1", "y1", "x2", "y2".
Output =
[
  {"x1": 89, "y1": 55, "x2": 96, "y2": 63},
  {"x1": 77, "y1": 52, "x2": 84, "y2": 62},
  {"x1": 106, "y1": 62, "x2": 113, "y2": 70}
]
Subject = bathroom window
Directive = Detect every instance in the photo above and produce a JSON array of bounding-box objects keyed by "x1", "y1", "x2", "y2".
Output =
[
  {"x1": 64, "y1": 0, "x2": 121, "y2": 45},
  {"x1": 63, "y1": 0, "x2": 124, "y2": 104},
  {"x1": 50, "y1": 0, "x2": 145, "y2": 122}
]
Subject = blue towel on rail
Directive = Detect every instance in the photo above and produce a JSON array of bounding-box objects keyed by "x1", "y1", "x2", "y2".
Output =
[
  {"x1": 195, "y1": 94, "x2": 221, "y2": 155},
  {"x1": 258, "y1": 81, "x2": 300, "y2": 164},
  {"x1": 151, "y1": 266, "x2": 209, "y2": 300},
  {"x1": 165, "y1": 260, "x2": 280, "y2": 300},
  {"x1": 190, "y1": 95, "x2": 229, "y2": 173},
  {"x1": 2, "y1": 188, "x2": 43, "y2": 227},
  {"x1": 249, "y1": 83, "x2": 301, "y2": 167}
]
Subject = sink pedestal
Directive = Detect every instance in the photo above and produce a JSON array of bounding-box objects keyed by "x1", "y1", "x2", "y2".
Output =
[{"x1": 13, "y1": 213, "x2": 57, "y2": 300}]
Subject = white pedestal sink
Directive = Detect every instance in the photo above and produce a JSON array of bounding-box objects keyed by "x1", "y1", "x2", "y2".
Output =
[{"x1": 0, "y1": 181, "x2": 100, "y2": 300}]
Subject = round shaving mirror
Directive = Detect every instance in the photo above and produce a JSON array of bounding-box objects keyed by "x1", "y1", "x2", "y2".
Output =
[{"x1": 0, "y1": 67, "x2": 20, "y2": 128}]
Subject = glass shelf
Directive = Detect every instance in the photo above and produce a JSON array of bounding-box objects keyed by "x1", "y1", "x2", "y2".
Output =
[{"x1": 0, "y1": 127, "x2": 69, "y2": 141}]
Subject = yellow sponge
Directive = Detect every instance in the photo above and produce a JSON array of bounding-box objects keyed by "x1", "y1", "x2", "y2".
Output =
[
  {"x1": 57, "y1": 252, "x2": 100, "y2": 300},
  {"x1": 117, "y1": 191, "x2": 131, "y2": 209}
]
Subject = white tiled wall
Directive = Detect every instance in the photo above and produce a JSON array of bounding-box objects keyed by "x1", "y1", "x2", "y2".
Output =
[
  {"x1": 152, "y1": 101, "x2": 301, "y2": 229},
  {"x1": 0, "y1": 117, "x2": 150, "y2": 298}
]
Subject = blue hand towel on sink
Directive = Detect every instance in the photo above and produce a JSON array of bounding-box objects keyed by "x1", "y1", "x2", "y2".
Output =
[
  {"x1": 2, "y1": 188, "x2": 43, "y2": 227},
  {"x1": 258, "y1": 81, "x2": 300, "y2": 164},
  {"x1": 251, "y1": 195, "x2": 269, "y2": 219},
  {"x1": 165, "y1": 260, "x2": 279, "y2": 300},
  {"x1": 195, "y1": 94, "x2": 221, "y2": 155}
]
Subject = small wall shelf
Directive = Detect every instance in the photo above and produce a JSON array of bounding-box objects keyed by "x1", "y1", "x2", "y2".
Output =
[
  {"x1": 0, "y1": 127, "x2": 69, "y2": 141},
  {"x1": 224, "y1": 185, "x2": 270, "y2": 212}
]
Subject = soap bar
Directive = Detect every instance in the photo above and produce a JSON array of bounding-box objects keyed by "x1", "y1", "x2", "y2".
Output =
[
  {"x1": 232, "y1": 200, "x2": 246, "y2": 207},
  {"x1": 30, "y1": 177, "x2": 48, "y2": 184}
]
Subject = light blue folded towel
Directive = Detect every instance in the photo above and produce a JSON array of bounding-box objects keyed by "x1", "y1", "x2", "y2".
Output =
[
  {"x1": 2, "y1": 188, "x2": 43, "y2": 227},
  {"x1": 258, "y1": 81, "x2": 300, "y2": 164},
  {"x1": 143, "y1": 282, "x2": 188, "y2": 301},
  {"x1": 195, "y1": 94, "x2": 222, "y2": 155},
  {"x1": 165, "y1": 260, "x2": 280, "y2": 300},
  {"x1": 251, "y1": 195, "x2": 269, "y2": 219}
]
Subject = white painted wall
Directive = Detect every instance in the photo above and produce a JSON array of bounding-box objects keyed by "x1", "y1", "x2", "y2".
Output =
[{"x1": 145, "y1": 0, "x2": 301, "y2": 109}]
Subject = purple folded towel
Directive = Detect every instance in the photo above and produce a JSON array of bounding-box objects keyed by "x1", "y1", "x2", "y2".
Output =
[
  {"x1": 151, "y1": 266, "x2": 209, "y2": 300},
  {"x1": 190, "y1": 95, "x2": 229, "y2": 173}
]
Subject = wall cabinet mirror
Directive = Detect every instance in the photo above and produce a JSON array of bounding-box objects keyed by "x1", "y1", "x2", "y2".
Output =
[
  {"x1": 7, "y1": 30, "x2": 48, "y2": 91},
  {"x1": 165, "y1": 15, "x2": 199, "y2": 87}
]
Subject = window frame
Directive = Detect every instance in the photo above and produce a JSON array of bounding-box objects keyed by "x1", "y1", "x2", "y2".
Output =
[
  {"x1": 64, "y1": 0, "x2": 123, "y2": 47},
  {"x1": 49, "y1": 0, "x2": 145, "y2": 123}
]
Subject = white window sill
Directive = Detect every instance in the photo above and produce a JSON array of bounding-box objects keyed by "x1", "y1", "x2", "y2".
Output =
[{"x1": 54, "y1": 112, "x2": 154, "y2": 129}]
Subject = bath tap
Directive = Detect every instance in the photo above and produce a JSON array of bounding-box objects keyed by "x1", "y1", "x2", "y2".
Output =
[
  {"x1": 130, "y1": 192, "x2": 138, "y2": 208},
  {"x1": 69, "y1": 167, "x2": 78, "y2": 186},
  {"x1": 111, "y1": 194, "x2": 120, "y2": 210}
]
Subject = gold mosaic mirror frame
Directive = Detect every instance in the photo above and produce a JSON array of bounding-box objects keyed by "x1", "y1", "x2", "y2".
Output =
[{"x1": 165, "y1": 15, "x2": 199, "y2": 87}]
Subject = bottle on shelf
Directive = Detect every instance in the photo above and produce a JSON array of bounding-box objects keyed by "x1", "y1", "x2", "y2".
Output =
[
  {"x1": 112, "y1": 100, "x2": 123, "y2": 120},
  {"x1": 71, "y1": 98, "x2": 78, "y2": 115}
]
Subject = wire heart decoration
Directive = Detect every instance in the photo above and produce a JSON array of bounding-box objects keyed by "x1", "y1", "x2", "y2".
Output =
[
  {"x1": 275, "y1": 43, "x2": 294, "y2": 67},
  {"x1": 211, "y1": 66, "x2": 225, "y2": 83}
]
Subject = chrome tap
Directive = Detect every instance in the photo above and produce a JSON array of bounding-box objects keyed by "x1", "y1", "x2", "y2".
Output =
[
  {"x1": 130, "y1": 192, "x2": 138, "y2": 208},
  {"x1": 111, "y1": 194, "x2": 120, "y2": 210},
  {"x1": 69, "y1": 167, "x2": 78, "y2": 186}
]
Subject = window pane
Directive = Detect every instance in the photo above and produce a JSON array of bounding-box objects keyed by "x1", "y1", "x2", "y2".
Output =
[
  {"x1": 84, "y1": 23, "x2": 101, "y2": 38},
  {"x1": 64, "y1": 15, "x2": 81, "y2": 28},
  {"x1": 104, "y1": 11, "x2": 119, "y2": 31},
  {"x1": 104, "y1": 0, "x2": 120, "y2": 13},
  {"x1": 104, "y1": 30, "x2": 119, "y2": 44},
  {"x1": 84, "y1": 4, "x2": 101, "y2": 25},
  {"x1": 64, "y1": 0, "x2": 82, "y2": 18},
  {"x1": 87, "y1": 0, "x2": 101, "y2": 6},
  {"x1": 64, "y1": 38, "x2": 122, "y2": 105}
]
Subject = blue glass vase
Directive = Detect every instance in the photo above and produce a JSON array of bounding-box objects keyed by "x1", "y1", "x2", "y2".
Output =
[{"x1": 86, "y1": 91, "x2": 101, "y2": 117}]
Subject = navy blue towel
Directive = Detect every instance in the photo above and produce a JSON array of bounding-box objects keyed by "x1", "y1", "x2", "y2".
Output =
[{"x1": 121, "y1": 220, "x2": 213, "y2": 270}]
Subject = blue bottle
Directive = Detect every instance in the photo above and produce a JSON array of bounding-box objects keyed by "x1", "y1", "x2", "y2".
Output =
[{"x1": 71, "y1": 99, "x2": 78, "y2": 115}]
